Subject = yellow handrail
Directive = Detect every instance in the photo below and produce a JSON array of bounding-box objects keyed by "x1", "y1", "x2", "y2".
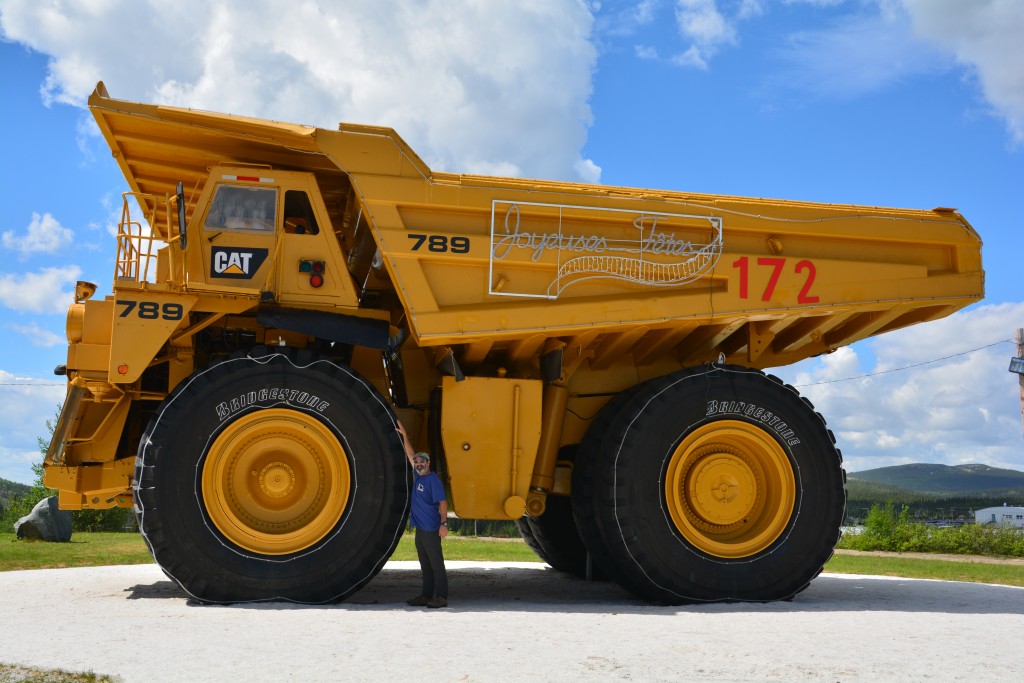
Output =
[{"x1": 114, "y1": 192, "x2": 163, "y2": 283}]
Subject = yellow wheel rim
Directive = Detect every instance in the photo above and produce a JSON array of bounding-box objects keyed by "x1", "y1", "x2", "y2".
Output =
[
  {"x1": 201, "y1": 408, "x2": 350, "y2": 555},
  {"x1": 664, "y1": 420, "x2": 795, "y2": 559}
]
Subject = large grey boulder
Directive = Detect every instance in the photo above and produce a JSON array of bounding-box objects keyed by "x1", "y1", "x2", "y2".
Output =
[{"x1": 15, "y1": 496, "x2": 72, "y2": 542}]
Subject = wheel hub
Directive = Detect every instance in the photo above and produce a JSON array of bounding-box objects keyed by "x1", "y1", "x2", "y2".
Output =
[
  {"x1": 687, "y1": 450, "x2": 759, "y2": 526},
  {"x1": 258, "y1": 461, "x2": 296, "y2": 498},
  {"x1": 664, "y1": 420, "x2": 795, "y2": 558}
]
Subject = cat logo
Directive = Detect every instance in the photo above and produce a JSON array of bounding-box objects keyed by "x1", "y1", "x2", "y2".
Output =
[{"x1": 211, "y1": 247, "x2": 269, "y2": 279}]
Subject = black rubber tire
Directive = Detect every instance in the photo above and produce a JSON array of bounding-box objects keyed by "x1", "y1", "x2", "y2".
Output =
[
  {"x1": 513, "y1": 444, "x2": 607, "y2": 580},
  {"x1": 514, "y1": 516, "x2": 544, "y2": 558},
  {"x1": 591, "y1": 364, "x2": 846, "y2": 604},
  {"x1": 516, "y1": 448, "x2": 599, "y2": 578},
  {"x1": 571, "y1": 382, "x2": 660, "y2": 591},
  {"x1": 523, "y1": 493, "x2": 607, "y2": 580},
  {"x1": 134, "y1": 348, "x2": 410, "y2": 604}
]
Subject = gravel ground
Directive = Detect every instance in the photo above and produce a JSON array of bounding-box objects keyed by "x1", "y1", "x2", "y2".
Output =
[{"x1": 2, "y1": 561, "x2": 1022, "y2": 682}]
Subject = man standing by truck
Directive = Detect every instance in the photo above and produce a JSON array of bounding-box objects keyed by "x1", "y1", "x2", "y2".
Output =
[{"x1": 396, "y1": 421, "x2": 449, "y2": 608}]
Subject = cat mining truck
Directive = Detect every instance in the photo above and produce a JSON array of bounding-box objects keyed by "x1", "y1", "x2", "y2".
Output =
[{"x1": 44, "y1": 83, "x2": 984, "y2": 604}]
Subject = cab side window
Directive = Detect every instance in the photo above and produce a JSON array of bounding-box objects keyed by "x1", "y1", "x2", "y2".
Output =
[
  {"x1": 204, "y1": 185, "x2": 277, "y2": 232},
  {"x1": 282, "y1": 190, "x2": 320, "y2": 235}
]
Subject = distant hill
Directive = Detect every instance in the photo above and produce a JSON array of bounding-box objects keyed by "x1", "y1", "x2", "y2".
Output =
[
  {"x1": 849, "y1": 463, "x2": 1024, "y2": 495},
  {"x1": 0, "y1": 476, "x2": 32, "y2": 509}
]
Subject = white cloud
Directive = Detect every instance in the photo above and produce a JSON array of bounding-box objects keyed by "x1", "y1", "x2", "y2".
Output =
[
  {"x1": 673, "y1": 0, "x2": 737, "y2": 68},
  {"x1": 737, "y1": 0, "x2": 764, "y2": 21},
  {"x1": 2, "y1": 212, "x2": 74, "y2": 255},
  {"x1": 574, "y1": 158, "x2": 603, "y2": 184},
  {"x1": 900, "y1": 0, "x2": 1024, "y2": 145},
  {"x1": 635, "y1": 44, "x2": 660, "y2": 60},
  {"x1": 635, "y1": 0, "x2": 659, "y2": 24},
  {"x1": 769, "y1": 5, "x2": 951, "y2": 99},
  {"x1": 0, "y1": 369, "x2": 64, "y2": 485},
  {"x1": 0, "y1": 449, "x2": 45, "y2": 485},
  {"x1": 0, "y1": 0, "x2": 600, "y2": 183},
  {"x1": 771, "y1": 302, "x2": 1024, "y2": 473},
  {"x1": 7, "y1": 322, "x2": 65, "y2": 348},
  {"x1": 625, "y1": 0, "x2": 762, "y2": 70},
  {"x1": 764, "y1": 0, "x2": 1024, "y2": 145},
  {"x1": 0, "y1": 266, "x2": 83, "y2": 314},
  {"x1": 782, "y1": 0, "x2": 846, "y2": 6},
  {"x1": 616, "y1": 0, "x2": 1024, "y2": 148},
  {"x1": 74, "y1": 110, "x2": 102, "y2": 159}
]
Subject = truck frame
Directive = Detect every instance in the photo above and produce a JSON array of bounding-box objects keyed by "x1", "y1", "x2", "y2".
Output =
[{"x1": 44, "y1": 83, "x2": 984, "y2": 604}]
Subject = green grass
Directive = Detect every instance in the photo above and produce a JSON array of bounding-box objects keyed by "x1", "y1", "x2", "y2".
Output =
[
  {"x1": 0, "y1": 531, "x2": 543, "y2": 572},
  {"x1": 824, "y1": 552, "x2": 1024, "y2": 587},
  {"x1": 391, "y1": 533, "x2": 542, "y2": 562},
  {"x1": 0, "y1": 533, "x2": 152, "y2": 572},
  {"x1": 0, "y1": 662, "x2": 118, "y2": 682},
  {"x1": 3, "y1": 531, "x2": 1022, "y2": 589}
]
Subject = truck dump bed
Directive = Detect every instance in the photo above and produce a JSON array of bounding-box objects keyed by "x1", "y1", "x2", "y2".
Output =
[{"x1": 91, "y1": 84, "x2": 983, "y2": 373}]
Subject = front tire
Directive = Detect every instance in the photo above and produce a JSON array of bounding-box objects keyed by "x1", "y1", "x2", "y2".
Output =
[
  {"x1": 134, "y1": 348, "x2": 409, "y2": 603},
  {"x1": 591, "y1": 364, "x2": 845, "y2": 603}
]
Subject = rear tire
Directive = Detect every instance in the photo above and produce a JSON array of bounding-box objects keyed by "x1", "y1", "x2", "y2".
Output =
[
  {"x1": 515, "y1": 516, "x2": 544, "y2": 560},
  {"x1": 526, "y1": 496, "x2": 606, "y2": 580},
  {"x1": 572, "y1": 383, "x2": 657, "y2": 591},
  {"x1": 134, "y1": 348, "x2": 409, "y2": 603},
  {"x1": 517, "y1": 448, "x2": 605, "y2": 579},
  {"x1": 591, "y1": 364, "x2": 845, "y2": 603}
]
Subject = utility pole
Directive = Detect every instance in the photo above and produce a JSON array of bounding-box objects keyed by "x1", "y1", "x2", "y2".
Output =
[{"x1": 1018, "y1": 328, "x2": 1024, "y2": 438}]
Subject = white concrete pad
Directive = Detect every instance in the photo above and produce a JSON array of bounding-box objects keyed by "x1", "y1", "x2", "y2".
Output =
[{"x1": 2, "y1": 562, "x2": 1022, "y2": 681}]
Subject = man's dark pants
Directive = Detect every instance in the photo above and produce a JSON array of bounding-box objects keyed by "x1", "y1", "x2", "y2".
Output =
[{"x1": 414, "y1": 527, "x2": 448, "y2": 599}]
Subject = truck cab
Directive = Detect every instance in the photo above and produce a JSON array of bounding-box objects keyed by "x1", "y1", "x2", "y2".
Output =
[{"x1": 179, "y1": 167, "x2": 359, "y2": 310}]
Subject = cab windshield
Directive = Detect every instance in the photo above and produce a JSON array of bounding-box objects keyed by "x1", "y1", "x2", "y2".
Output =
[{"x1": 204, "y1": 185, "x2": 277, "y2": 232}]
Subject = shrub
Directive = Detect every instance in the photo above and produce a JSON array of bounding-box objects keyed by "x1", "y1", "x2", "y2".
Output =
[{"x1": 839, "y1": 501, "x2": 1024, "y2": 557}]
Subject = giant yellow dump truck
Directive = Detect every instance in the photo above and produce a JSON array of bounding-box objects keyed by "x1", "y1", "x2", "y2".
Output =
[{"x1": 44, "y1": 83, "x2": 984, "y2": 604}]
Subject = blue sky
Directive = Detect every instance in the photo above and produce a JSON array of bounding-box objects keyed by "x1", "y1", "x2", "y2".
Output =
[{"x1": 1, "y1": 0, "x2": 1022, "y2": 484}]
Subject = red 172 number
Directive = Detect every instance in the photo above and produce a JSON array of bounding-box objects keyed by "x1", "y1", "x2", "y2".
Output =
[{"x1": 732, "y1": 257, "x2": 819, "y2": 304}]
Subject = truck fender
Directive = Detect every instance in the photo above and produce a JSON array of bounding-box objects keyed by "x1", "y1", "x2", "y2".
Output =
[{"x1": 256, "y1": 307, "x2": 390, "y2": 350}]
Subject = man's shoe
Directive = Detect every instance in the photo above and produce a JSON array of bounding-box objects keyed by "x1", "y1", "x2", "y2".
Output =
[
  {"x1": 406, "y1": 595, "x2": 430, "y2": 606},
  {"x1": 426, "y1": 596, "x2": 448, "y2": 609}
]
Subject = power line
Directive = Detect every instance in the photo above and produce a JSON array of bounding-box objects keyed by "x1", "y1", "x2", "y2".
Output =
[{"x1": 793, "y1": 339, "x2": 1014, "y2": 387}]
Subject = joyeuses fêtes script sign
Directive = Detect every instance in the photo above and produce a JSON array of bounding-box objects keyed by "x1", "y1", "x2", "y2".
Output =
[{"x1": 489, "y1": 201, "x2": 723, "y2": 298}]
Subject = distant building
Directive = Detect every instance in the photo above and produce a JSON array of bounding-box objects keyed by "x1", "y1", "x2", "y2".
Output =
[{"x1": 974, "y1": 505, "x2": 1024, "y2": 528}]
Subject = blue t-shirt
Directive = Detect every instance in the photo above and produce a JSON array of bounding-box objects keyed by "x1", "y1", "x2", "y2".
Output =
[{"x1": 410, "y1": 471, "x2": 446, "y2": 531}]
